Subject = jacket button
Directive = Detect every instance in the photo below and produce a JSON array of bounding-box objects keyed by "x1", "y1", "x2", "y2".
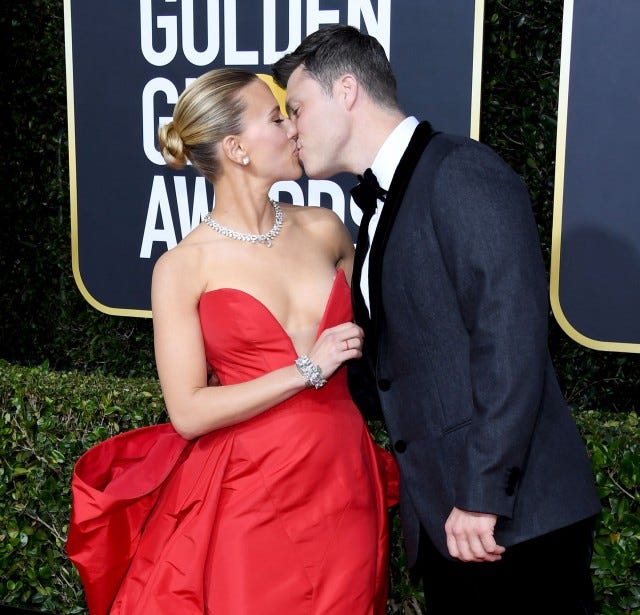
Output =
[
  {"x1": 505, "y1": 466, "x2": 522, "y2": 496},
  {"x1": 377, "y1": 378, "x2": 391, "y2": 391},
  {"x1": 394, "y1": 440, "x2": 407, "y2": 453}
]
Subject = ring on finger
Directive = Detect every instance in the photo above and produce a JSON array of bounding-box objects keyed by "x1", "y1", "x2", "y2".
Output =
[{"x1": 344, "y1": 339, "x2": 349, "y2": 351}]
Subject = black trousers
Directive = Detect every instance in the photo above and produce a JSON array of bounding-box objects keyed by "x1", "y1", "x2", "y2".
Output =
[{"x1": 417, "y1": 517, "x2": 597, "y2": 615}]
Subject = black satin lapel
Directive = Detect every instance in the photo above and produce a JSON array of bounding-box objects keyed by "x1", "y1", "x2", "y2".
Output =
[{"x1": 368, "y1": 122, "x2": 437, "y2": 337}]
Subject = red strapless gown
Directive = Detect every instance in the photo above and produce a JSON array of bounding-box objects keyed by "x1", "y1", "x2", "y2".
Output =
[{"x1": 66, "y1": 269, "x2": 399, "y2": 614}]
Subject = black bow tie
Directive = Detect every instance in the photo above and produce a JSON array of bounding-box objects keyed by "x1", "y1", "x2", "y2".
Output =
[{"x1": 350, "y1": 168, "x2": 387, "y2": 215}]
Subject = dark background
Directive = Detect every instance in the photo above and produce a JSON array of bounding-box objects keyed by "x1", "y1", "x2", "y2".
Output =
[
  {"x1": 557, "y1": 1, "x2": 640, "y2": 346},
  {"x1": 2, "y1": 0, "x2": 638, "y2": 410},
  {"x1": 68, "y1": 1, "x2": 477, "y2": 312}
]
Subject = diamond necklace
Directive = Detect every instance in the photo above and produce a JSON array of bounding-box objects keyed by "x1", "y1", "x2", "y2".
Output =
[{"x1": 203, "y1": 198, "x2": 283, "y2": 248}]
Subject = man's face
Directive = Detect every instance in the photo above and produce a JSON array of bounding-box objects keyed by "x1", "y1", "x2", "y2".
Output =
[{"x1": 285, "y1": 66, "x2": 350, "y2": 178}]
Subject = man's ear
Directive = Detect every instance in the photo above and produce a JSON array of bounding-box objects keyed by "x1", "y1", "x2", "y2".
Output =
[
  {"x1": 221, "y1": 135, "x2": 247, "y2": 165},
  {"x1": 336, "y1": 74, "x2": 358, "y2": 110}
]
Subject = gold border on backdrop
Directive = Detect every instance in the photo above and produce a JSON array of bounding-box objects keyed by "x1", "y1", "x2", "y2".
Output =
[
  {"x1": 65, "y1": 3, "x2": 486, "y2": 320},
  {"x1": 64, "y1": 1, "x2": 151, "y2": 318},
  {"x1": 550, "y1": 0, "x2": 640, "y2": 353},
  {"x1": 470, "y1": 0, "x2": 485, "y2": 141}
]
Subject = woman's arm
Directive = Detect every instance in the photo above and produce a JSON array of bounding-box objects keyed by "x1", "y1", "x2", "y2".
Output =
[{"x1": 151, "y1": 249, "x2": 362, "y2": 440}]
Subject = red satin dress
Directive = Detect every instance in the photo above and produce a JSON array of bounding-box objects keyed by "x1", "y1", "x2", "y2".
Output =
[{"x1": 66, "y1": 269, "x2": 399, "y2": 614}]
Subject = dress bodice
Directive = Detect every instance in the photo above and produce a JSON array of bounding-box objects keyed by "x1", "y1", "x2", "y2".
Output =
[{"x1": 198, "y1": 268, "x2": 351, "y2": 385}]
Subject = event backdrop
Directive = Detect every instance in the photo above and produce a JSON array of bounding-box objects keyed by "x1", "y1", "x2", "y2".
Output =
[
  {"x1": 64, "y1": 0, "x2": 484, "y2": 316},
  {"x1": 551, "y1": 0, "x2": 640, "y2": 353}
]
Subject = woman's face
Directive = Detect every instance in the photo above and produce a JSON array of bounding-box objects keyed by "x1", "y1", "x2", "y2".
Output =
[{"x1": 237, "y1": 79, "x2": 302, "y2": 182}]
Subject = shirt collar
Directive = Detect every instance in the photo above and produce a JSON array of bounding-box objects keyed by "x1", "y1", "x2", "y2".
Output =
[{"x1": 370, "y1": 116, "x2": 419, "y2": 192}]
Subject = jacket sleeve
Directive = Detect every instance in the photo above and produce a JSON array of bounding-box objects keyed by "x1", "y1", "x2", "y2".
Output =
[{"x1": 430, "y1": 139, "x2": 549, "y2": 517}]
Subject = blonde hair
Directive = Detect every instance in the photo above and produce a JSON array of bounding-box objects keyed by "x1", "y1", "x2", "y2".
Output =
[{"x1": 158, "y1": 68, "x2": 259, "y2": 180}]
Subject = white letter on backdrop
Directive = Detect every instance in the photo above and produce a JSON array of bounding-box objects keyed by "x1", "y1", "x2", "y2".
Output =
[
  {"x1": 140, "y1": 0, "x2": 178, "y2": 66},
  {"x1": 348, "y1": 0, "x2": 391, "y2": 57},
  {"x1": 263, "y1": 0, "x2": 302, "y2": 64},
  {"x1": 140, "y1": 176, "x2": 178, "y2": 258},
  {"x1": 142, "y1": 78, "x2": 179, "y2": 165},
  {"x1": 182, "y1": 0, "x2": 221, "y2": 65},
  {"x1": 270, "y1": 181, "x2": 305, "y2": 205},
  {"x1": 224, "y1": 0, "x2": 259, "y2": 64},
  {"x1": 306, "y1": 0, "x2": 339, "y2": 34}
]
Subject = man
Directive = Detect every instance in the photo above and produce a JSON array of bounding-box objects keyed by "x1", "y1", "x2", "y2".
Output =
[{"x1": 273, "y1": 25, "x2": 601, "y2": 615}]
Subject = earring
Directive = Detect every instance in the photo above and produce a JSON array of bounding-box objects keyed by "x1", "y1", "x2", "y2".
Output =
[{"x1": 242, "y1": 156, "x2": 250, "y2": 166}]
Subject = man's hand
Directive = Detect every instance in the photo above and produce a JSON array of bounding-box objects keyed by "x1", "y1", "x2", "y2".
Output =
[
  {"x1": 444, "y1": 507, "x2": 506, "y2": 562},
  {"x1": 207, "y1": 364, "x2": 220, "y2": 387}
]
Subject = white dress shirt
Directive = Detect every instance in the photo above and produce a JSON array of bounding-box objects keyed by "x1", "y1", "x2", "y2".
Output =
[{"x1": 360, "y1": 116, "x2": 419, "y2": 313}]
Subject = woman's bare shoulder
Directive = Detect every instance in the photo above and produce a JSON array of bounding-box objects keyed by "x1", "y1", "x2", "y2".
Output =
[
  {"x1": 152, "y1": 225, "x2": 215, "y2": 296},
  {"x1": 280, "y1": 203, "x2": 353, "y2": 266},
  {"x1": 281, "y1": 202, "x2": 345, "y2": 231}
]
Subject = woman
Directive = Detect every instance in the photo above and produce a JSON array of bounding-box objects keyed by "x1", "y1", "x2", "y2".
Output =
[{"x1": 66, "y1": 68, "x2": 398, "y2": 615}]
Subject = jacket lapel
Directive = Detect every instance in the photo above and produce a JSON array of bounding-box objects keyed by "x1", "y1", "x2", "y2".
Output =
[{"x1": 367, "y1": 121, "x2": 436, "y2": 339}]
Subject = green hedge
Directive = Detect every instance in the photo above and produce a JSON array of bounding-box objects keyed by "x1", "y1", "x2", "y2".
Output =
[
  {"x1": 0, "y1": 361, "x2": 638, "y2": 614},
  {"x1": 0, "y1": 361, "x2": 166, "y2": 613}
]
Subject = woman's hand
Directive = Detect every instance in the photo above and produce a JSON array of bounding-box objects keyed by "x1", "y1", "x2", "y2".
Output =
[{"x1": 306, "y1": 321, "x2": 364, "y2": 380}]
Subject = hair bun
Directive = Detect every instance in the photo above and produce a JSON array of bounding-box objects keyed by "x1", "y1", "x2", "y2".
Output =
[{"x1": 158, "y1": 121, "x2": 188, "y2": 169}]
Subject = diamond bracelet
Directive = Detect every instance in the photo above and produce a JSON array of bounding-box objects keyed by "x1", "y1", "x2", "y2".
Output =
[{"x1": 294, "y1": 355, "x2": 327, "y2": 390}]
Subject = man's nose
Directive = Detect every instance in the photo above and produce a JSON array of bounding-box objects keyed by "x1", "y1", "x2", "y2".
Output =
[{"x1": 285, "y1": 118, "x2": 298, "y2": 139}]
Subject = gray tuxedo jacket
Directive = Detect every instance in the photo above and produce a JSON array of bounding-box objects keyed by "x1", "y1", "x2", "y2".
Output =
[{"x1": 348, "y1": 122, "x2": 601, "y2": 565}]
